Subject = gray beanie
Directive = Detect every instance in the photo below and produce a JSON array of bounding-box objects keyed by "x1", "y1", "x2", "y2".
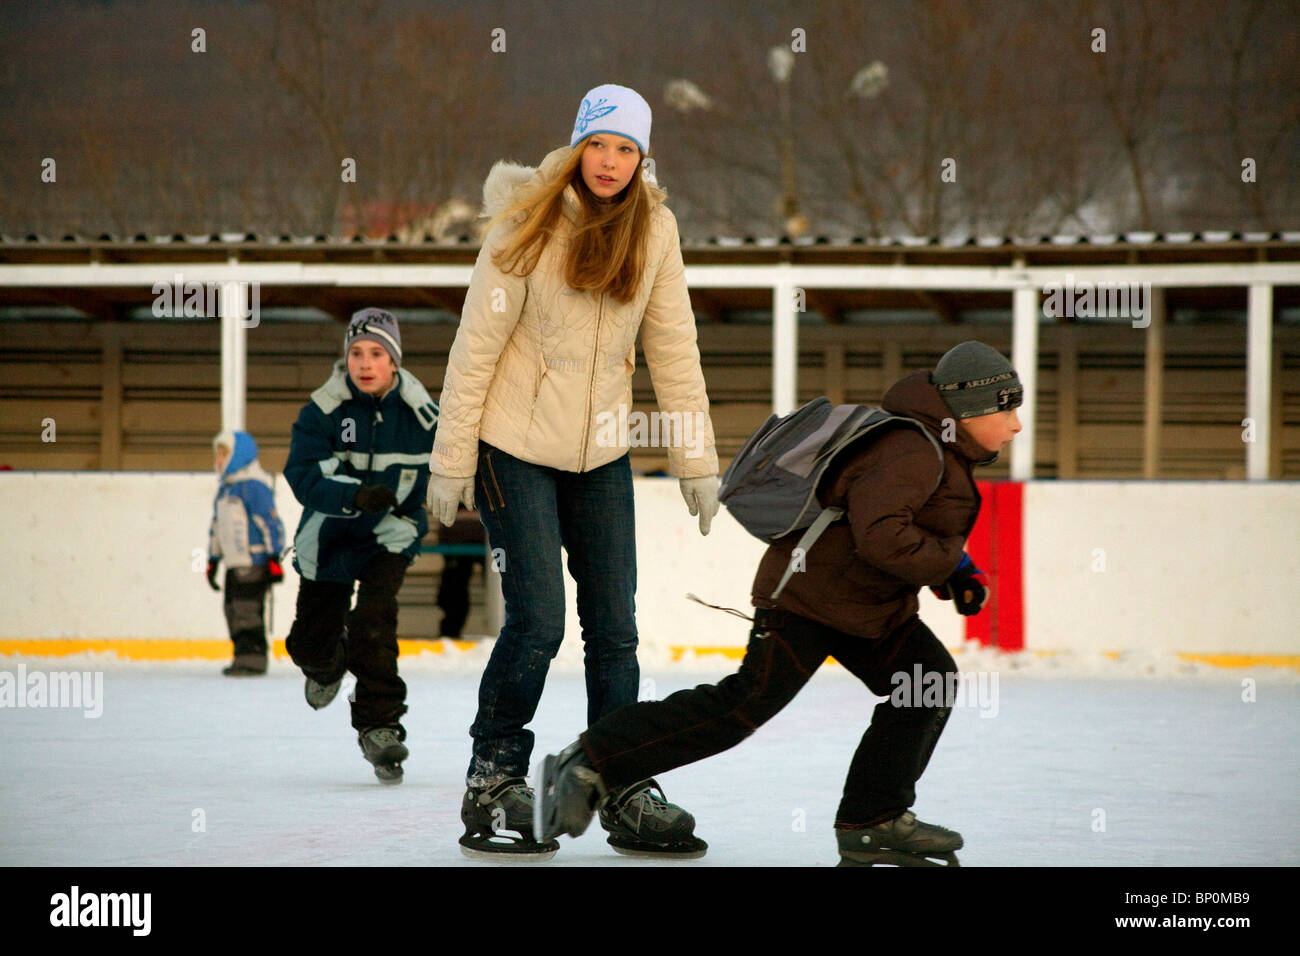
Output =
[
  {"x1": 344, "y1": 308, "x2": 402, "y2": 366},
  {"x1": 931, "y1": 341, "x2": 1023, "y2": 419}
]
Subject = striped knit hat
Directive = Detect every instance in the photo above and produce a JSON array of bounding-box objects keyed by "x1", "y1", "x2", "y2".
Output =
[
  {"x1": 931, "y1": 341, "x2": 1022, "y2": 419},
  {"x1": 344, "y1": 308, "x2": 401, "y2": 366}
]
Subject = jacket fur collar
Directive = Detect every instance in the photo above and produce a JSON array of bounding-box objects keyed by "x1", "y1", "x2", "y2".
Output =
[
  {"x1": 311, "y1": 360, "x2": 439, "y2": 431},
  {"x1": 482, "y1": 146, "x2": 665, "y2": 220}
]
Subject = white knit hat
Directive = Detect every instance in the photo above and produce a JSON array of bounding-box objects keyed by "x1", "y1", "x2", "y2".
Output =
[{"x1": 570, "y1": 84, "x2": 651, "y2": 154}]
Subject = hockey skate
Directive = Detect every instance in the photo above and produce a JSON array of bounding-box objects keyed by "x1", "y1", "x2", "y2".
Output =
[
  {"x1": 536, "y1": 742, "x2": 707, "y2": 858},
  {"x1": 460, "y1": 777, "x2": 559, "y2": 861},
  {"x1": 304, "y1": 675, "x2": 343, "y2": 710},
  {"x1": 304, "y1": 629, "x2": 347, "y2": 709},
  {"x1": 358, "y1": 727, "x2": 408, "y2": 784},
  {"x1": 535, "y1": 740, "x2": 608, "y2": 842},
  {"x1": 835, "y1": 811, "x2": 963, "y2": 867},
  {"x1": 599, "y1": 779, "x2": 708, "y2": 859}
]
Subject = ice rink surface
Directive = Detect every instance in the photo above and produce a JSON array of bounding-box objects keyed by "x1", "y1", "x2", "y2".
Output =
[{"x1": 3, "y1": 642, "x2": 1297, "y2": 867}]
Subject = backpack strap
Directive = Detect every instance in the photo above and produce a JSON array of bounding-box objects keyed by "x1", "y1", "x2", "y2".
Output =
[
  {"x1": 770, "y1": 505, "x2": 844, "y2": 601},
  {"x1": 767, "y1": 418, "x2": 946, "y2": 603}
]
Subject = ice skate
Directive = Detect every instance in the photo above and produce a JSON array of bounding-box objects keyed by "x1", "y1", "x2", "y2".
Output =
[
  {"x1": 535, "y1": 740, "x2": 609, "y2": 842},
  {"x1": 304, "y1": 676, "x2": 342, "y2": 710},
  {"x1": 222, "y1": 654, "x2": 267, "y2": 677},
  {"x1": 358, "y1": 727, "x2": 408, "y2": 784},
  {"x1": 304, "y1": 629, "x2": 348, "y2": 709},
  {"x1": 599, "y1": 779, "x2": 707, "y2": 859},
  {"x1": 835, "y1": 811, "x2": 963, "y2": 867},
  {"x1": 460, "y1": 776, "x2": 559, "y2": 861}
]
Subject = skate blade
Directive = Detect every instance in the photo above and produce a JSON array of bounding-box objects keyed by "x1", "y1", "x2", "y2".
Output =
[
  {"x1": 837, "y1": 849, "x2": 960, "y2": 867},
  {"x1": 607, "y1": 836, "x2": 708, "y2": 860},
  {"x1": 534, "y1": 752, "x2": 559, "y2": 841},
  {"x1": 459, "y1": 833, "x2": 558, "y2": 863}
]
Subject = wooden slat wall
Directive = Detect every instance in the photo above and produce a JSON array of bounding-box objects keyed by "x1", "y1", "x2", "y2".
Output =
[{"x1": 1, "y1": 322, "x2": 1298, "y2": 479}]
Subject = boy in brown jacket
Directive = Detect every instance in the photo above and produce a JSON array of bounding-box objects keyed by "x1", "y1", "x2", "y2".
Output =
[{"x1": 535, "y1": 341, "x2": 1022, "y2": 865}]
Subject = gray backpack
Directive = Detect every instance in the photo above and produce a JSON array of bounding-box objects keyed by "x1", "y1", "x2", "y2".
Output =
[{"x1": 718, "y1": 397, "x2": 945, "y2": 600}]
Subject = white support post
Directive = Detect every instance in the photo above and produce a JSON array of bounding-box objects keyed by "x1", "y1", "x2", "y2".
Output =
[
  {"x1": 1142, "y1": 288, "x2": 1166, "y2": 478},
  {"x1": 772, "y1": 265, "x2": 798, "y2": 415},
  {"x1": 1246, "y1": 283, "x2": 1273, "y2": 480},
  {"x1": 1010, "y1": 271, "x2": 1039, "y2": 481},
  {"x1": 220, "y1": 280, "x2": 247, "y2": 432}
]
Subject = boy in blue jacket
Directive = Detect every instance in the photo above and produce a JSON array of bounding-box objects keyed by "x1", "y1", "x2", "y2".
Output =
[
  {"x1": 207, "y1": 430, "x2": 286, "y2": 677},
  {"x1": 283, "y1": 308, "x2": 439, "y2": 783}
]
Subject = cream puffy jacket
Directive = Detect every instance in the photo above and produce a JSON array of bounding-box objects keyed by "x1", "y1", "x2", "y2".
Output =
[{"x1": 430, "y1": 147, "x2": 718, "y2": 479}]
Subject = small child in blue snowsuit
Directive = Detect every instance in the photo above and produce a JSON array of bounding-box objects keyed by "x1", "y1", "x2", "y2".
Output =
[
  {"x1": 207, "y1": 430, "x2": 286, "y2": 677},
  {"x1": 283, "y1": 308, "x2": 439, "y2": 783}
]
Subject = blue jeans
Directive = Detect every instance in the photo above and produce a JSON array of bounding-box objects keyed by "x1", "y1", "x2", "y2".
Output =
[{"x1": 467, "y1": 442, "x2": 639, "y2": 780}]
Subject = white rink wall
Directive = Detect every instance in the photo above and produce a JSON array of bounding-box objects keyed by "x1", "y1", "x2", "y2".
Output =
[
  {"x1": 1, "y1": 472, "x2": 305, "y2": 641},
  {"x1": 1023, "y1": 482, "x2": 1300, "y2": 655},
  {"x1": 0, "y1": 473, "x2": 1295, "y2": 654}
]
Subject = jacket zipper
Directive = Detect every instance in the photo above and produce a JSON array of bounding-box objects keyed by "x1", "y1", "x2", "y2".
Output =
[
  {"x1": 484, "y1": 454, "x2": 505, "y2": 510},
  {"x1": 367, "y1": 397, "x2": 381, "y2": 485},
  {"x1": 577, "y1": 291, "x2": 604, "y2": 472}
]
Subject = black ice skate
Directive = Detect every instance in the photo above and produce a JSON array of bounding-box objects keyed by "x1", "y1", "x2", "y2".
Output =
[
  {"x1": 304, "y1": 629, "x2": 347, "y2": 708},
  {"x1": 535, "y1": 740, "x2": 609, "y2": 842},
  {"x1": 358, "y1": 727, "x2": 408, "y2": 784},
  {"x1": 599, "y1": 779, "x2": 707, "y2": 859},
  {"x1": 835, "y1": 811, "x2": 963, "y2": 867},
  {"x1": 460, "y1": 777, "x2": 559, "y2": 861},
  {"x1": 304, "y1": 676, "x2": 342, "y2": 710}
]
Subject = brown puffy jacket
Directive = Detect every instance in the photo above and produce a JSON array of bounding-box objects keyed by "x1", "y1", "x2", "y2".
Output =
[{"x1": 750, "y1": 369, "x2": 998, "y2": 639}]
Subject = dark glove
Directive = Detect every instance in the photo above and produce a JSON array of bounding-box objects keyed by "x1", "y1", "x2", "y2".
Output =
[
  {"x1": 353, "y1": 484, "x2": 397, "y2": 514},
  {"x1": 267, "y1": 558, "x2": 284, "y2": 583},
  {"x1": 206, "y1": 559, "x2": 220, "y2": 591},
  {"x1": 934, "y1": 553, "x2": 989, "y2": 616}
]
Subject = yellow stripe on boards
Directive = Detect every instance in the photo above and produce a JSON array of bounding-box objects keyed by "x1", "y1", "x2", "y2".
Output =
[
  {"x1": 668, "y1": 646, "x2": 1300, "y2": 671},
  {"x1": 0, "y1": 638, "x2": 480, "y2": 660},
  {"x1": 1176, "y1": 653, "x2": 1300, "y2": 671},
  {"x1": 1, "y1": 640, "x2": 1296, "y2": 671}
]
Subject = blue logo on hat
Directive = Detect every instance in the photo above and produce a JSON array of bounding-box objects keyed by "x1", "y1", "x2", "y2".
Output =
[{"x1": 574, "y1": 97, "x2": 618, "y2": 137}]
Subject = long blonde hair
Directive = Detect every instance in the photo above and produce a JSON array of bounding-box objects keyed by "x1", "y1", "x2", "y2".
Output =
[{"x1": 488, "y1": 143, "x2": 666, "y2": 304}]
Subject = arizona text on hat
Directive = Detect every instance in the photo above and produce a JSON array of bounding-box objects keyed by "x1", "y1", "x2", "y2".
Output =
[
  {"x1": 344, "y1": 308, "x2": 402, "y2": 366},
  {"x1": 570, "y1": 84, "x2": 652, "y2": 154},
  {"x1": 931, "y1": 341, "x2": 1023, "y2": 419}
]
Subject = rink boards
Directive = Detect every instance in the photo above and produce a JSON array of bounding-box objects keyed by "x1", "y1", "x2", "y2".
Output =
[{"x1": 0, "y1": 472, "x2": 1296, "y2": 665}]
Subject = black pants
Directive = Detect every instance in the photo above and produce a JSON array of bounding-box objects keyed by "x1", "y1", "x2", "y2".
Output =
[
  {"x1": 581, "y1": 609, "x2": 957, "y2": 827},
  {"x1": 436, "y1": 556, "x2": 481, "y2": 638},
  {"x1": 285, "y1": 551, "x2": 410, "y2": 735},
  {"x1": 223, "y1": 566, "x2": 270, "y2": 657}
]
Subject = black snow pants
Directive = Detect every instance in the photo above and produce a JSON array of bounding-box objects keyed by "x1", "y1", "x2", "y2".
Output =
[
  {"x1": 286, "y1": 550, "x2": 410, "y2": 736},
  {"x1": 581, "y1": 608, "x2": 958, "y2": 827}
]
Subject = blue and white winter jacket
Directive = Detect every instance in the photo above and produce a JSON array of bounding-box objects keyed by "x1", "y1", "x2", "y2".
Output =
[
  {"x1": 285, "y1": 361, "x2": 439, "y2": 582},
  {"x1": 209, "y1": 431, "x2": 285, "y2": 568}
]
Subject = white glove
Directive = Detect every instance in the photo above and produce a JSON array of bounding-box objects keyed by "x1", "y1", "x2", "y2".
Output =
[
  {"x1": 679, "y1": 475, "x2": 720, "y2": 536},
  {"x1": 426, "y1": 472, "x2": 476, "y2": 527}
]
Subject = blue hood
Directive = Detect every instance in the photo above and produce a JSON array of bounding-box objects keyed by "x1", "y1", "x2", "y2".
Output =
[{"x1": 218, "y1": 430, "x2": 259, "y2": 477}]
